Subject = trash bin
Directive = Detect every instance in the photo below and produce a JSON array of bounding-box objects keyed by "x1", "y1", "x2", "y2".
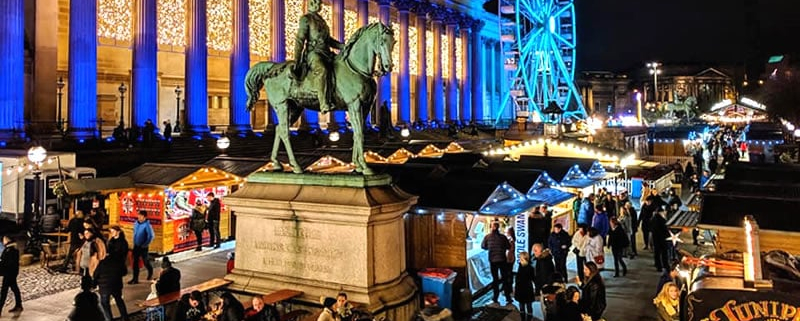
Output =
[{"x1": 418, "y1": 268, "x2": 457, "y2": 310}]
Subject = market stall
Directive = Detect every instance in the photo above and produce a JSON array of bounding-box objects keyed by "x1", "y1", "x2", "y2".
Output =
[{"x1": 109, "y1": 163, "x2": 242, "y2": 254}]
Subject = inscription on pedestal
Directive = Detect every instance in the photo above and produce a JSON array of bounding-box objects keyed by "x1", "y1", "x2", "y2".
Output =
[{"x1": 237, "y1": 220, "x2": 367, "y2": 285}]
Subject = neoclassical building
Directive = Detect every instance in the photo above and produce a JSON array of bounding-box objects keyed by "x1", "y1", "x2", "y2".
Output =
[{"x1": 1, "y1": 0, "x2": 507, "y2": 138}]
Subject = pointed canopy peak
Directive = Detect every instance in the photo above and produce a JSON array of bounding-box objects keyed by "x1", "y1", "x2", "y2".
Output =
[{"x1": 527, "y1": 171, "x2": 560, "y2": 194}]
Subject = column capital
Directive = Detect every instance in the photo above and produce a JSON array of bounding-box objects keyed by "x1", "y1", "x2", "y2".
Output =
[
  {"x1": 427, "y1": 5, "x2": 448, "y2": 22},
  {"x1": 469, "y1": 17, "x2": 484, "y2": 33},
  {"x1": 392, "y1": 0, "x2": 415, "y2": 12},
  {"x1": 443, "y1": 11, "x2": 461, "y2": 26},
  {"x1": 374, "y1": 0, "x2": 391, "y2": 7},
  {"x1": 411, "y1": 1, "x2": 432, "y2": 15},
  {"x1": 458, "y1": 15, "x2": 474, "y2": 32}
]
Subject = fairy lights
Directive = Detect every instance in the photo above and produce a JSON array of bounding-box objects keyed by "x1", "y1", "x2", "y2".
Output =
[
  {"x1": 284, "y1": 0, "x2": 304, "y2": 59},
  {"x1": 207, "y1": 0, "x2": 232, "y2": 51},
  {"x1": 441, "y1": 34, "x2": 449, "y2": 78},
  {"x1": 2, "y1": 156, "x2": 60, "y2": 177},
  {"x1": 157, "y1": 0, "x2": 186, "y2": 47},
  {"x1": 249, "y1": 0, "x2": 271, "y2": 58},
  {"x1": 409, "y1": 26, "x2": 418, "y2": 75},
  {"x1": 455, "y1": 36, "x2": 462, "y2": 81},
  {"x1": 481, "y1": 138, "x2": 635, "y2": 167},
  {"x1": 425, "y1": 31, "x2": 433, "y2": 77},
  {"x1": 344, "y1": 9, "x2": 358, "y2": 39},
  {"x1": 98, "y1": 0, "x2": 132, "y2": 41}
]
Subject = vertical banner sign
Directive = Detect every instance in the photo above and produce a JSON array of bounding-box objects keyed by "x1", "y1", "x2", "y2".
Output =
[{"x1": 515, "y1": 211, "x2": 528, "y2": 271}]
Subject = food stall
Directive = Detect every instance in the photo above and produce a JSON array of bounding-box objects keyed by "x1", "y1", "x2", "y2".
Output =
[{"x1": 108, "y1": 163, "x2": 242, "y2": 254}]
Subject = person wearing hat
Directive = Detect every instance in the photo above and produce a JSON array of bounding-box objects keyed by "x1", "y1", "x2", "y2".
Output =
[
  {"x1": 318, "y1": 297, "x2": 338, "y2": 321},
  {"x1": 155, "y1": 256, "x2": 181, "y2": 295}
]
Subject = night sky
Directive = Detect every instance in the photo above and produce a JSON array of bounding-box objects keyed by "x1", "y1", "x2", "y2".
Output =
[{"x1": 574, "y1": 0, "x2": 800, "y2": 72}]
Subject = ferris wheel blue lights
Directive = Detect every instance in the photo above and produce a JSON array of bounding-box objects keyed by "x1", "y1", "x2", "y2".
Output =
[{"x1": 496, "y1": 0, "x2": 587, "y2": 124}]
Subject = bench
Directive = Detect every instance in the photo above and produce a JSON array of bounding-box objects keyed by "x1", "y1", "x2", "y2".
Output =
[
  {"x1": 139, "y1": 277, "x2": 232, "y2": 320},
  {"x1": 240, "y1": 289, "x2": 307, "y2": 321}
]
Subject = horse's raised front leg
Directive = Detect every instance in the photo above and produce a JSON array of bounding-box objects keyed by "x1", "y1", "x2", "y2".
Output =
[
  {"x1": 275, "y1": 106, "x2": 303, "y2": 173},
  {"x1": 349, "y1": 102, "x2": 373, "y2": 175}
]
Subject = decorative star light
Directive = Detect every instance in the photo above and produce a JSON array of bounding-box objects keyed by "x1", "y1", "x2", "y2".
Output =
[{"x1": 667, "y1": 230, "x2": 684, "y2": 247}]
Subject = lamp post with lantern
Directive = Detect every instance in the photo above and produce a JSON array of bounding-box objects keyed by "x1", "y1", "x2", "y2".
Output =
[
  {"x1": 174, "y1": 86, "x2": 182, "y2": 133},
  {"x1": 56, "y1": 77, "x2": 65, "y2": 134},
  {"x1": 647, "y1": 62, "x2": 662, "y2": 103},
  {"x1": 118, "y1": 83, "x2": 127, "y2": 130},
  {"x1": 26, "y1": 146, "x2": 48, "y2": 256}
]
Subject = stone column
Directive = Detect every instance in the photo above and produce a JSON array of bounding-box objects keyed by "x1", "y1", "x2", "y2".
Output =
[
  {"x1": 357, "y1": 0, "x2": 369, "y2": 26},
  {"x1": 184, "y1": 0, "x2": 209, "y2": 135},
  {"x1": 376, "y1": 0, "x2": 392, "y2": 124},
  {"x1": 67, "y1": 0, "x2": 97, "y2": 138},
  {"x1": 470, "y1": 20, "x2": 484, "y2": 123},
  {"x1": 229, "y1": 0, "x2": 252, "y2": 133},
  {"x1": 393, "y1": 0, "x2": 414, "y2": 125},
  {"x1": 444, "y1": 16, "x2": 458, "y2": 123},
  {"x1": 428, "y1": 7, "x2": 446, "y2": 124},
  {"x1": 132, "y1": 0, "x2": 157, "y2": 129},
  {"x1": 0, "y1": 0, "x2": 24, "y2": 135},
  {"x1": 458, "y1": 18, "x2": 471, "y2": 123},
  {"x1": 267, "y1": 0, "x2": 286, "y2": 128},
  {"x1": 32, "y1": 0, "x2": 58, "y2": 127},
  {"x1": 326, "y1": 0, "x2": 346, "y2": 129},
  {"x1": 412, "y1": 2, "x2": 429, "y2": 124}
]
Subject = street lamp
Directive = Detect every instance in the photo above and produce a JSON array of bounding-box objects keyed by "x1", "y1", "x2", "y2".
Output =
[
  {"x1": 647, "y1": 62, "x2": 662, "y2": 103},
  {"x1": 174, "y1": 86, "x2": 182, "y2": 132},
  {"x1": 118, "y1": 83, "x2": 127, "y2": 129},
  {"x1": 56, "y1": 77, "x2": 65, "y2": 133},
  {"x1": 216, "y1": 136, "x2": 231, "y2": 155},
  {"x1": 27, "y1": 146, "x2": 47, "y2": 255}
]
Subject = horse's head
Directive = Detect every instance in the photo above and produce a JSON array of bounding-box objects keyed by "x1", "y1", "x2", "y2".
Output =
[{"x1": 372, "y1": 23, "x2": 395, "y2": 77}]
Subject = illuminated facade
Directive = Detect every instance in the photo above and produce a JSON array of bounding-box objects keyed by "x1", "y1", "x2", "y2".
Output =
[{"x1": 4, "y1": 0, "x2": 506, "y2": 137}]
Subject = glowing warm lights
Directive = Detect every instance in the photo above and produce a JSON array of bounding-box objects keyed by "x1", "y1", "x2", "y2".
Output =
[
  {"x1": 98, "y1": 0, "x2": 132, "y2": 41},
  {"x1": 481, "y1": 138, "x2": 635, "y2": 167},
  {"x1": 409, "y1": 26, "x2": 418, "y2": 75},
  {"x1": 158, "y1": 0, "x2": 186, "y2": 47},
  {"x1": 207, "y1": 0, "x2": 233, "y2": 51},
  {"x1": 425, "y1": 30, "x2": 433, "y2": 77},
  {"x1": 344, "y1": 9, "x2": 358, "y2": 39},
  {"x1": 441, "y1": 34, "x2": 449, "y2": 78},
  {"x1": 249, "y1": 0, "x2": 272, "y2": 58},
  {"x1": 284, "y1": 0, "x2": 304, "y2": 59},
  {"x1": 455, "y1": 36, "x2": 462, "y2": 80}
]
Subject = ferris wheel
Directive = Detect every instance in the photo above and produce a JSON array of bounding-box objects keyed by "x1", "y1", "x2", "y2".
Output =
[{"x1": 496, "y1": 0, "x2": 587, "y2": 124}]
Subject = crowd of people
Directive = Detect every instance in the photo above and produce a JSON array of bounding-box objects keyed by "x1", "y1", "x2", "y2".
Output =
[{"x1": 477, "y1": 185, "x2": 687, "y2": 321}]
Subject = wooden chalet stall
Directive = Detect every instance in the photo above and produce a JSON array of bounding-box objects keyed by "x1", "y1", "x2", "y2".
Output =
[
  {"x1": 697, "y1": 162, "x2": 800, "y2": 255},
  {"x1": 108, "y1": 163, "x2": 242, "y2": 254}
]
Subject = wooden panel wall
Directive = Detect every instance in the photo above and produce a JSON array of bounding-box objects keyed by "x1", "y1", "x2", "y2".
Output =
[
  {"x1": 716, "y1": 229, "x2": 800, "y2": 256},
  {"x1": 405, "y1": 213, "x2": 467, "y2": 270}
]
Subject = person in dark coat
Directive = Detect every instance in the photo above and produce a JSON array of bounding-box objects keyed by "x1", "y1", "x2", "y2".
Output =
[
  {"x1": 163, "y1": 120, "x2": 173, "y2": 139},
  {"x1": 481, "y1": 221, "x2": 511, "y2": 303},
  {"x1": 514, "y1": 252, "x2": 535, "y2": 321},
  {"x1": 217, "y1": 291, "x2": 245, "y2": 321},
  {"x1": 666, "y1": 188, "x2": 682, "y2": 217},
  {"x1": 68, "y1": 276, "x2": 106, "y2": 321},
  {"x1": 578, "y1": 262, "x2": 606, "y2": 321},
  {"x1": 0, "y1": 235, "x2": 22, "y2": 315},
  {"x1": 65, "y1": 210, "x2": 87, "y2": 269},
  {"x1": 558, "y1": 286, "x2": 584, "y2": 321},
  {"x1": 531, "y1": 243, "x2": 555, "y2": 295},
  {"x1": 650, "y1": 210, "x2": 670, "y2": 272},
  {"x1": 639, "y1": 198, "x2": 657, "y2": 250},
  {"x1": 245, "y1": 296, "x2": 280, "y2": 321},
  {"x1": 527, "y1": 209, "x2": 550, "y2": 250},
  {"x1": 94, "y1": 257, "x2": 128, "y2": 321},
  {"x1": 173, "y1": 291, "x2": 206, "y2": 321},
  {"x1": 106, "y1": 226, "x2": 129, "y2": 275},
  {"x1": 205, "y1": 192, "x2": 222, "y2": 249},
  {"x1": 607, "y1": 218, "x2": 629, "y2": 277},
  {"x1": 155, "y1": 257, "x2": 181, "y2": 295},
  {"x1": 547, "y1": 223, "x2": 571, "y2": 282},
  {"x1": 191, "y1": 200, "x2": 206, "y2": 251}
]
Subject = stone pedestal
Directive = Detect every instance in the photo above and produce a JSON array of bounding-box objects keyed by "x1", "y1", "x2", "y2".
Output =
[{"x1": 225, "y1": 173, "x2": 418, "y2": 321}]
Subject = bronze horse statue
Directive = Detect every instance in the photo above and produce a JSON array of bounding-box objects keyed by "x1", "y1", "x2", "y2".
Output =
[{"x1": 245, "y1": 23, "x2": 395, "y2": 175}]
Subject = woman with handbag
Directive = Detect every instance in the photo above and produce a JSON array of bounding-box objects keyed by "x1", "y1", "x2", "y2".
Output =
[
  {"x1": 191, "y1": 200, "x2": 207, "y2": 252},
  {"x1": 583, "y1": 228, "x2": 605, "y2": 271}
]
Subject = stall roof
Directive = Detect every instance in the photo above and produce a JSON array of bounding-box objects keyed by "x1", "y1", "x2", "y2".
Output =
[
  {"x1": 479, "y1": 182, "x2": 541, "y2": 215},
  {"x1": 723, "y1": 163, "x2": 800, "y2": 183},
  {"x1": 204, "y1": 156, "x2": 270, "y2": 177},
  {"x1": 121, "y1": 163, "x2": 241, "y2": 189},
  {"x1": 698, "y1": 194, "x2": 800, "y2": 232},
  {"x1": 526, "y1": 188, "x2": 575, "y2": 206},
  {"x1": 63, "y1": 177, "x2": 135, "y2": 195}
]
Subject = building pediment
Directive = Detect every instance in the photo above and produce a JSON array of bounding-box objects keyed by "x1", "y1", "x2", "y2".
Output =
[{"x1": 694, "y1": 67, "x2": 730, "y2": 79}]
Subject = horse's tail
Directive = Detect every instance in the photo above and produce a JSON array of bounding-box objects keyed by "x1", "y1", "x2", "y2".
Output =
[{"x1": 245, "y1": 61, "x2": 279, "y2": 111}]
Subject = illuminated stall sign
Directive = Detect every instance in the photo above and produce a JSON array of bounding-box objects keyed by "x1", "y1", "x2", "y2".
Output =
[
  {"x1": 118, "y1": 192, "x2": 163, "y2": 225},
  {"x1": 688, "y1": 289, "x2": 800, "y2": 321}
]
